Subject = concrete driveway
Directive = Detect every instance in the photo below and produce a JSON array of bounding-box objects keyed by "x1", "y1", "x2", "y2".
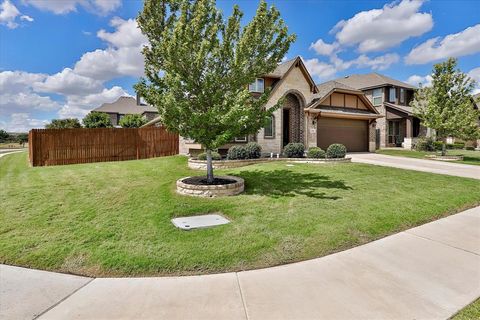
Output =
[
  {"x1": 349, "y1": 152, "x2": 480, "y2": 180},
  {"x1": 2, "y1": 206, "x2": 479, "y2": 320}
]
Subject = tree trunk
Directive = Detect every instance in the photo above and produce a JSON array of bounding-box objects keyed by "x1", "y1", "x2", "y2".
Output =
[
  {"x1": 206, "y1": 149, "x2": 214, "y2": 184},
  {"x1": 441, "y1": 141, "x2": 446, "y2": 156}
]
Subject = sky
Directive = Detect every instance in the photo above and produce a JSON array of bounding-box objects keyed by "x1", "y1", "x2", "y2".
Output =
[{"x1": 0, "y1": 0, "x2": 479, "y2": 132}]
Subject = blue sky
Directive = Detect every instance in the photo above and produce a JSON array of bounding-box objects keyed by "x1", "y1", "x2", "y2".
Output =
[{"x1": 1, "y1": 0, "x2": 479, "y2": 132}]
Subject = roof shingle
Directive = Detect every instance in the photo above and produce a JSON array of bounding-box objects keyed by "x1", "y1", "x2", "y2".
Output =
[
  {"x1": 93, "y1": 96, "x2": 158, "y2": 114},
  {"x1": 333, "y1": 73, "x2": 416, "y2": 90}
]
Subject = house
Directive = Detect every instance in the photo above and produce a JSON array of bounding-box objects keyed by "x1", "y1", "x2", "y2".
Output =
[
  {"x1": 92, "y1": 95, "x2": 158, "y2": 127},
  {"x1": 144, "y1": 56, "x2": 382, "y2": 156},
  {"x1": 332, "y1": 73, "x2": 426, "y2": 149}
]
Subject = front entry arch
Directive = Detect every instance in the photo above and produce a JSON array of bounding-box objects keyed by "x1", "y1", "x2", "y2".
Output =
[{"x1": 282, "y1": 93, "x2": 304, "y2": 147}]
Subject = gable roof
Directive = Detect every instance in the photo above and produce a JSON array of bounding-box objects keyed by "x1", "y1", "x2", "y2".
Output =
[
  {"x1": 307, "y1": 80, "x2": 380, "y2": 115},
  {"x1": 334, "y1": 73, "x2": 417, "y2": 90},
  {"x1": 264, "y1": 56, "x2": 318, "y2": 94},
  {"x1": 314, "y1": 80, "x2": 362, "y2": 101},
  {"x1": 265, "y1": 58, "x2": 297, "y2": 78},
  {"x1": 93, "y1": 96, "x2": 158, "y2": 114}
]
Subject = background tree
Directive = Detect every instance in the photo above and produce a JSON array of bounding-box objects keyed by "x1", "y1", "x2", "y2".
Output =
[
  {"x1": 82, "y1": 112, "x2": 113, "y2": 128},
  {"x1": 45, "y1": 118, "x2": 82, "y2": 129},
  {"x1": 0, "y1": 129, "x2": 10, "y2": 143},
  {"x1": 412, "y1": 58, "x2": 479, "y2": 155},
  {"x1": 119, "y1": 114, "x2": 147, "y2": 128},
  {"x1": 15, "y1": 133, "x2": 28, "y2": 147},
  {"x1": 136, "y1": 0, "x2": 295, "y2": 183}
]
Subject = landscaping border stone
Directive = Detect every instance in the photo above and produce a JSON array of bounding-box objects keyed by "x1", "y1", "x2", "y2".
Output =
[
  {"x1": 176, "y1": 175, "x2": 244, "y2": 197},
  {"x1": 188, "y1": 157, "x2": 351, "y2": 169},
  {"x1": 425, "y1": 155, "x2": 464, "y2": 161}
]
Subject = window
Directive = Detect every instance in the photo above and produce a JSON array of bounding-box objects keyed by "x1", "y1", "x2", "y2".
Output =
[
  {"x1": 372, "y1": 88, "x2": 382, "y2": 106},
  {"x1": 400, "y1": 88, "x2": 405, "y2": 104},
  {"x1": 264, "y1": 115, "x2": 275, "y2": 138},
  {"x1": 248, "y1": 78, "x2": 265, "y2": 93},
  {"x1": 389, "y1": 87, "x2": 396, "y2": 102},
  {"x1": 234, "y1": 136, "x2": 247, "y2": 142}
]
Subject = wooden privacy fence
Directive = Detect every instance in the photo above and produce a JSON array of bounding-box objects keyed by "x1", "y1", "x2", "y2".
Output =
[{"x1": 29, "y1": 127, "x2": 179, "y2": 167}]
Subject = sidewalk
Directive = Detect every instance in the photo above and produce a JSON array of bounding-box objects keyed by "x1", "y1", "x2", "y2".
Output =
[
  {"x1": 1, "y1": 206, "x2": 479, "y2": 320},
  {"x1": 349, "y1": 153, "x2": 480, "y2": 180}
]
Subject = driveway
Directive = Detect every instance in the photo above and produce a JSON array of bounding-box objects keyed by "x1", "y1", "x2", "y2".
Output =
[
  {"x1": 2, "y1": 206, "x2": 479, "y2": 320},
  {"x1": 350, "y1": 152, "x2": 480, "y2": 180}
]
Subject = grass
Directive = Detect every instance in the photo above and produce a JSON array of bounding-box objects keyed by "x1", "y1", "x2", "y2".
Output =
[
  {"x1": 452, "y1": 298, "x2": 480, "y2": 319},
  {"x1": 377, "y1": 149, "x2": 480, "y2": 166},
  {"x1": 0, "y1": 153, "x2": 479, "y2": 277}
]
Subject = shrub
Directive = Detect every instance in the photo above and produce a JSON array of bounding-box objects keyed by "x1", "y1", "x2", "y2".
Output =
[
  {"x1": 197, "y1": 151, "x2": 221, "y2": 160},
  {"x1": 433, "y1": 141, "x2": 444, "y2": 151},
  {"x1": 227, "y1": 145, "x2": 247, "y2": 160},
  {"x1": 245, "y1": 142, "x2": 262, "y2": 159},
  {"x1": 326, "y1": 144, "x2": 347, "y2": 158},
  {"x1": 453, "y1": 142, "x2": 465, "y2": 149},
  {"x1": 466, "y1": 146, "x2": 475, "y2": 151},
  {"x1": 307, "y1": 147, "x2": 325, "y2": 159},
  {"x1": 283, "y1": 143, "x2": 305, "y2": 158},
  {"x1": 119, "y1": 114, "x2": 147, "y2": 128},
  {"x1": 446, "y1": 143, "x2": 454, "y2": 150},
  {"x1": 83, "y1": 112, "x2": 113, "y2": 128},
  {"x1": 415, "y1": 137, "x2": 435, "y2": 151}
]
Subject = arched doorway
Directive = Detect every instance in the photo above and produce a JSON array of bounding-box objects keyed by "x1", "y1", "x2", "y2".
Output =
[{"x1": 282, "y1": 93, "x2": 304, "y2": 147}]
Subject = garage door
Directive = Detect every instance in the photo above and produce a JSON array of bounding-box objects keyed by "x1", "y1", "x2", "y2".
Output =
[{"x1": 317, "y1": 118, "x2": 368, "y2": 152}]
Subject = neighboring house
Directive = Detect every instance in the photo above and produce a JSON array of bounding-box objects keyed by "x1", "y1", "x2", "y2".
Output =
[
  {"x1": 145, "y1": 56, "x2": 382, "y2": 155},
  {"x1": 333, "y1": 73, "x2": 425, "y2": 149},
  {"x1": 92, "y1": 95, "x2": 159, "y2": 127}
]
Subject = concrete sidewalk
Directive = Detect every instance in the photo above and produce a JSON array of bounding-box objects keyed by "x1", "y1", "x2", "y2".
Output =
[
  {"x1": 349, "y1": 153, "x2": 480, "y2": 180},
  {"x1": 1, "y1": 206, "x2": 479, "y2": 320}
]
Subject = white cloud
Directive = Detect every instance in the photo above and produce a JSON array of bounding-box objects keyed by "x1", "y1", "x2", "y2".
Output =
[
  {"x1": 405, "y1": 24, "x2": 480, "y2": 65},
  {"x1": 304, "y1": 53, "x2": 399, "y2": 80},
  {"x1": 309, "y1": 39, "x2": 339, "y2": 56},
  {"x1": 0, "y1": 71, "x2": 46, "y2": 93},
  {"x1": 20, "y1": 14, "x2": 33, "y2": 22},
  {"x1": 34, "y1": 68, "x2": 104, "y2": 95},
  {"x1": 332, "y1": 0, "x2": 432, "y2": 53},
  {"x1": 406, "y1": 74, "x2": 433, "y2": 87},
  {"x1": 0, "y1": 92, "x2": 62, "y2": 113},
  {"x1": 303, "y1": 58, "x2": 338, "y2": 80},
  {"x1": 0, "y1": 0, "x2": 33, "y2": 28},
  {"x1": 468, "y1": 67, "x2": 480, "y2": 94},
  {"x1": 24, "y1": 0, "x2": 121, "y2": 15},
  {"x1": 1, "y1": 113, "x2": 48, "y2": 132}
]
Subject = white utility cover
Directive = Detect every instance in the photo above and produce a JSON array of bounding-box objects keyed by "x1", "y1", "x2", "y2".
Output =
[{"x1": 171, "y1": 214, "x2": 230, "y2": 231}]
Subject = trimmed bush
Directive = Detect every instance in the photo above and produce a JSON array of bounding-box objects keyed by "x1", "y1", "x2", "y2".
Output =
[
  {"x1": 433, "y1": 141, "x2": 444, "y2": 151},
  {"x1": 283, "y1": 143, "x2": 305, "y2": 158},
  {"x1": 466, "y1": 146, "x2": 475, "y2": 151},
  {"x1": 245, "y1": 142, "x2": 262, "y2": 159},
  {"x1": 197, "y1": 151, "x2": 221, "y2": 161},
  {"x1": 415, "y1": 137, "x2": 435, "y2": 151},
  {"x1": 227, "y1": 145, "x2": 247, "y2": 160},
  {"x1": 326, "y1": 144, "x2": 347, "y2": 158},
  {"x1": 307, "y1": 147, "x2": 325, "y2": 159},
  {"x1": 453, "y1": 142, "x2": 465, "y2": 149}
]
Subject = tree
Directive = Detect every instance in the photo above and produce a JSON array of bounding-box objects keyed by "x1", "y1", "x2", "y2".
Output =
[
  {"x1": 412, "y1": 58, "x2": 480, "y2": 155},
  {"x1": 0, "y1": 129, "x2": 10, "y2": 143},
  {"x1": 16, "y1": 133, "x2": 28, "y2": 147},
  {"x1": 136, "y1": 0, "x2": 295, "y2": 183},
  {"x1": 82, "y1": 112, "x2": 113, "y2": 128},
  {"x1": 119, "y1": 114, "x2": 147, "y2": 128},
  {"x1": 45, "y1": 118, "x2": 82, "y2": 129}
]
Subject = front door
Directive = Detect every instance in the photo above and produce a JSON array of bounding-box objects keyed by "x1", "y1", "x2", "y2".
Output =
[
  {"x1": 283, "y1": 109, "x2": 290, "y2": 147},
  {"x1": 388, "y1": 120, "x2": 401, "y2": 146}
]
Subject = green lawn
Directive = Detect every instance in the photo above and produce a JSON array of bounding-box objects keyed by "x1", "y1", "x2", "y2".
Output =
[
  {"x1": 376, "y1": 149, "x2": 480, "y2": 166},
  {"x1": 452, "y1": 299, "x2": 480, "y2": 320},
  {"x1": 0, "y1": 153, "x2": 479, "y2": 277}
]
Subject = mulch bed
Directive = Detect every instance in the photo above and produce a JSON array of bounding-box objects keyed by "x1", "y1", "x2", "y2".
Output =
[{"x1": 182, "y1": 176, "x2": 237, "y2": 186}]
